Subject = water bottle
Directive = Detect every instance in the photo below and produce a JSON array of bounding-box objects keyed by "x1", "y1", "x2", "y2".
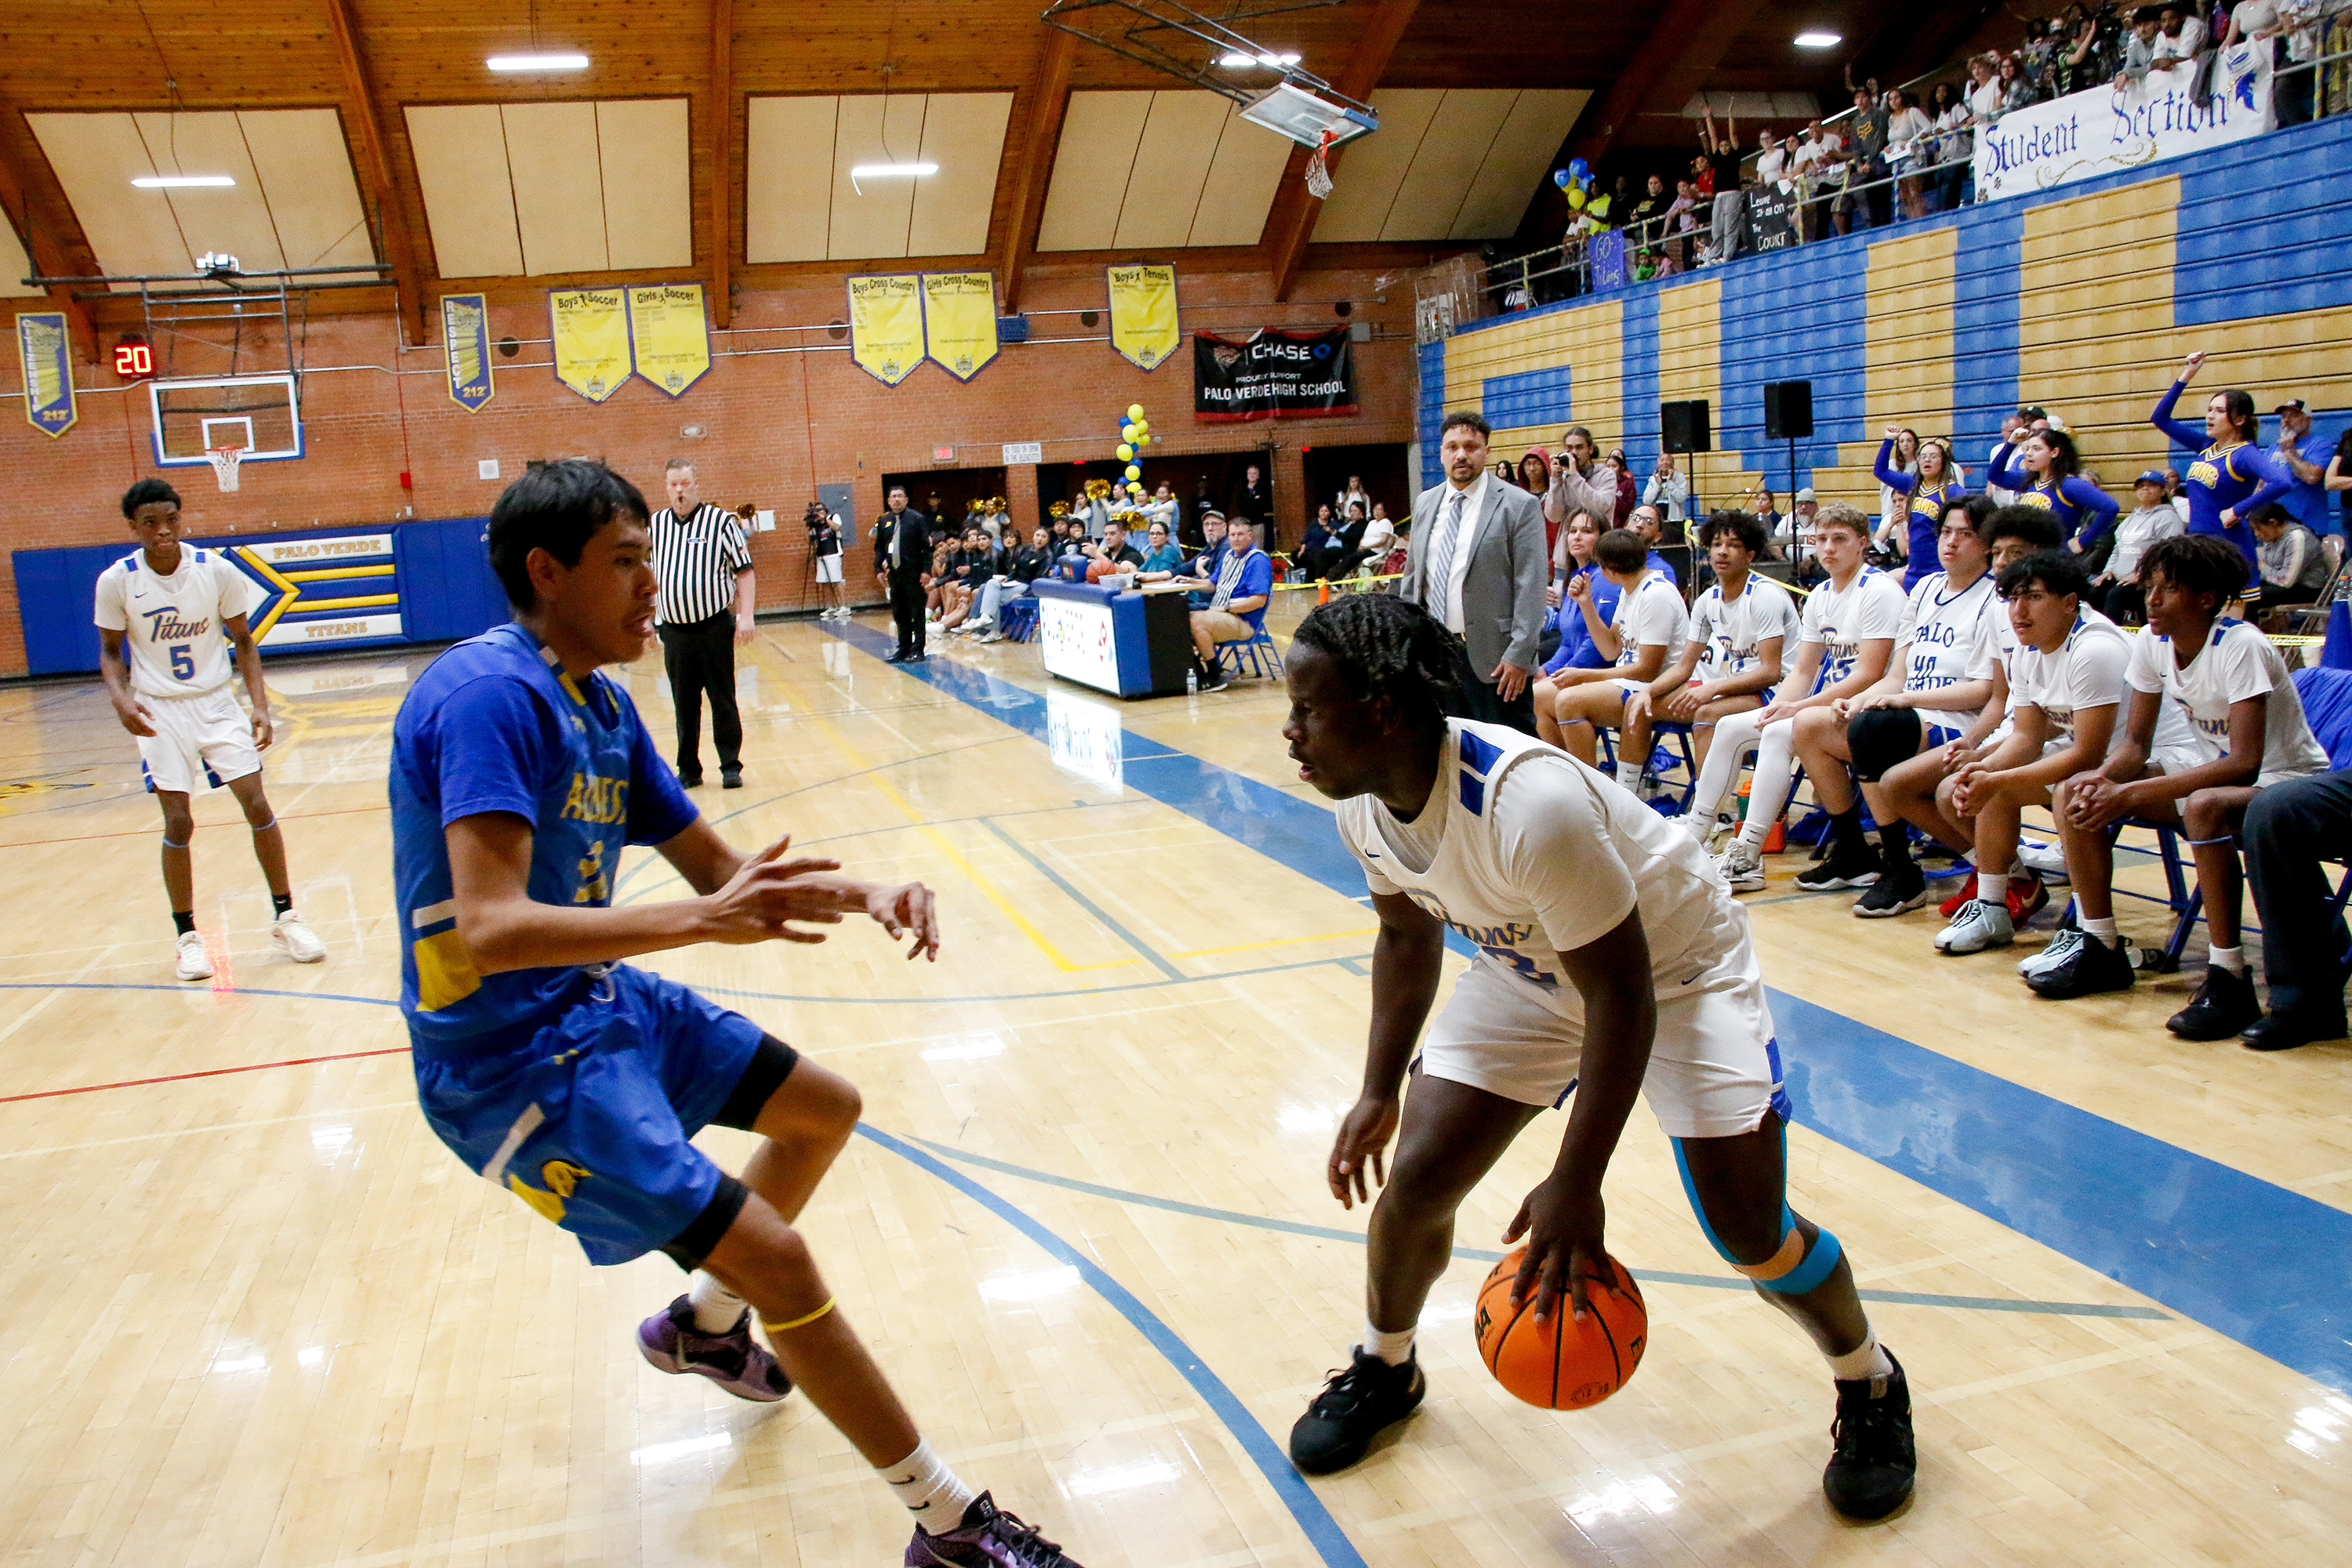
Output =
[{"x1": 1185, "y1": 668, "x2": 1199, "y2": 696}]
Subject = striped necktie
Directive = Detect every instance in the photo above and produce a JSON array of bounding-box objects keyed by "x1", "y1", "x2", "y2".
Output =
[{"x1": 1428, "y1": 488, "x2": 1468, "y2": 626}]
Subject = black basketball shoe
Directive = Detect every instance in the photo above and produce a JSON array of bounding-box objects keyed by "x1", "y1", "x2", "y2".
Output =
[
  {"x1": 2165, "y1": 964, "x2": 2262, "y2": 1040},
  {"x1": 1824, "y1": 1351, "x2": 1915, "y2": 1520},
  {"x1": 1288, "y1": 1348, "x2": 1424, "y2": 1475}
]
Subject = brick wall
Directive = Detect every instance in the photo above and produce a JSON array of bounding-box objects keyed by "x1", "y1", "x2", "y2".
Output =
[{"x1": 1, "y1": 264, "x2": 1417, "y2": 677}]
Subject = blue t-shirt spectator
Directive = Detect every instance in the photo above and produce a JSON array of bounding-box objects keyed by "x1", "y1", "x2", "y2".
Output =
[{"x1": 1541, "y1": 564, "x2": 1625, "y2": 675}]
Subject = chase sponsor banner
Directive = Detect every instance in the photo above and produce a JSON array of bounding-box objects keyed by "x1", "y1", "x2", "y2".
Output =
[
  {"x1": 626, "y1": 283, "x2": 711, "y2": 397},
  {"x1": 548, "y1": 288, "x2": 631, "y2": 402},
  {"x1": 1973, "y1": 43, "x2": 2271, "y2": 202},
  {"x1": 441, "y1": 293, "x2": 494, "y2": 412},
  {"x1": 920, "y1": 271, "x2": 999, "y2": 382},
  {"x1": 16, "y1": 312, "x2": 75, "y2": 437},
  {"x1": 1106, "y1": 263, "x2": 1178, "y2": 371},
  {"x1": 848, "y1": 274, "x2": 924, "y2": 386},
  {"x1": 1192, "y1": 327, "x2": 1358, "y2": 423}
]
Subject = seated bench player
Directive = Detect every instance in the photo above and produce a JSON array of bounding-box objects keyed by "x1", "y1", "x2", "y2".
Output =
[
  {"x1": 1617, "y1": 509, "x2": 1798, "y2": 790},
  {"x1": 1544, "y1": 528, "x2": 1691, "y2": 786}
]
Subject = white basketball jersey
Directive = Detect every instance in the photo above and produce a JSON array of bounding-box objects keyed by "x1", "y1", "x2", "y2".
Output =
[
  {"x1": 90, "y1": 547, "x2": 259, "y2": 700},
  {"x1": 1897, "y1": 570, "x2": 2002, "y2": 728},
  {"x1": 1799, "y1": 566, "x2": 1907, "y2": 689},
  {"x1": 1690, "y1": 575, "x2": 1800, "y2": 684}
]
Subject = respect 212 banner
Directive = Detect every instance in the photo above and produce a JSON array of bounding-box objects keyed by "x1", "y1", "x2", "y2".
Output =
[
  {"x1": 1192, "y1": 328, "x2": 1359, "y2": 423},
  {"x1": 1971, "y1": 42, "x2": 2272, "y2": 202}
]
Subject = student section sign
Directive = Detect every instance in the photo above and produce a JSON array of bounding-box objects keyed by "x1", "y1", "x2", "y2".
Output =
[{"x1": 1973, "y1": 43, "x2": 2273, "y2": 201}]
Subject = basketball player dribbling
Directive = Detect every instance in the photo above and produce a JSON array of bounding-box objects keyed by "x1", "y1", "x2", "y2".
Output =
[
  {"x1": 1278, "y1": 595, "x2": 1915, "y2": 1520},
  {"x1": 389, "y1": 461, "x2": 1083, "y2": 1567}
]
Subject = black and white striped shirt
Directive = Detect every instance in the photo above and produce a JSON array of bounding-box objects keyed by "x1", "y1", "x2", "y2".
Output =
[{"x1": 649, "y1": 503, "x2": 753, "y2": 625}]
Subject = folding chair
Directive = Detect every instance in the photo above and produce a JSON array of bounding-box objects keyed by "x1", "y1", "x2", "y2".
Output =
[{"x1": 1215, "y1": 625, "x2": 1285, "y2": 681}]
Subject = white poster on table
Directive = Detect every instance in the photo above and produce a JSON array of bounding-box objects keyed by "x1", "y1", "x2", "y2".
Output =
[
  {"x1": 1040, "y1": 597, "x2": 1120, "y2": 695},
  {"x1": 1972, "y1": 45, "x2": 2272, "y2": 203}
]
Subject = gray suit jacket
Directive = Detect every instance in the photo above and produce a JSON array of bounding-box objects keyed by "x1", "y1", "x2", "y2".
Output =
[{"x1": 1402, "y1": 478, "x2": 1548, "y2": 673}]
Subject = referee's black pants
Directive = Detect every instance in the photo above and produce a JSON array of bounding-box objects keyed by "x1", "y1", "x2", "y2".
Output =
[
  {"x1": 887, "y1": 571, "x2": 928, "y2": 659},
  {"x1": 659, "y1": 611, "x2": 742, "y2": 779}
]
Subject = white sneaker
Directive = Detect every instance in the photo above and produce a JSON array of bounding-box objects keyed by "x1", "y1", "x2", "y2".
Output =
[
  {"x1": 2016, "y1": 839, "x2": 2071, "y2": 880},
  {"x1": 176, "y1": 930, "x2": 213, "y2": 982},
  {"x1": 272, "y1": 910, "x2": 328, "y2": 964},
  {"x1": 1935, "y1": 899, "x2": 2015, "y2": 954},
  {"x1": 2018, "y1": 924, "x2": 2084, "y2": 978},
  {"x1": 1715, "y1": 840, "x2": 1766, "y2": 893}
]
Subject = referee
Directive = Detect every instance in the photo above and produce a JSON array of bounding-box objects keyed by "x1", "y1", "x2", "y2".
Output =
[{"x1": 651, "y1": 458, "x2": 756, "y2": 788}]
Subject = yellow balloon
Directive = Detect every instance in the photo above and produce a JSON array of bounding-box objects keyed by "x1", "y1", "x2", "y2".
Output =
[
  {"x1": 1127, "y1": 482, "x2": 1143, "y2": 495},
  {"x1": 1567, "y1": 188, "x2": 1586, "y2": 209},
  {"x1": 1127, "y1": 403, "x2": 1145, "y2": 421},
  {"x1": 1137, "y1": 434, "x2": 1150, "y2": 446},
  {"x1": 1120, "y1": 424, "x2": 1137, "y2": 442},
  {"x1": 1134, "y1": 419, "x2": 1149, "y2": 436},
  {"x1": 1116, "y1": 443, "x2": 1134, "y2": 461},
  {"x1": 1123, "y1": 464, "x2": 1141, "y2": 481}
]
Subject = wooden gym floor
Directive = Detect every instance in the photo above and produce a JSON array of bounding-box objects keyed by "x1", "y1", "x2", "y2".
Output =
[{"x1": 0, "y1": 609, "x2": 2347, "y2": 1567}]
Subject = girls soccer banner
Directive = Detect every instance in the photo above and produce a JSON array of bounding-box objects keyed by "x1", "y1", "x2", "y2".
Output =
[
  {"x1": 547, "y1": 288, "x2": 631, "y2": 403},
  {"x1": 626, "y1": 283, "x2": 711, "y2": 397},
  {"x1": 921, "y1": 272, "x2": 998, "y2": 381},
  {"x1": 1106, "y1": 263, "x2": 1179, "y2": 371},
  {"x1": 441, "y1": 294, "x2": 494, "y2": 412},
  {"x1": 1192, "y1": 328, "x2": 1359, "y2": 422},
  {"x1": 848, "y1": 274, "x2": 924, "y2": 386},
  {"x1": 16, "y1": 312, "x2": 75, "y2": 437},
  {"x1": 1972, "y1": 43, "x2": 2271, "y2": 202}
]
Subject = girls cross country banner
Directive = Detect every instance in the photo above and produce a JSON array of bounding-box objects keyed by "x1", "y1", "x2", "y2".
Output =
[
  {"x1": 1192, "y1": 328, "x2": 1359, "y2": 422},
  {"x1": 1106, "y1": 264, "x2": 1179, "y2": 371},
  {"x1": 1972, "y1": 42, "x2": 2271, "y2": 202},
  {"x1": 921, "y1": 272, "x2": 999, "y2": 381},
  {"x1": 848, "y1": 274, "x2": 924, "y2": 386}
]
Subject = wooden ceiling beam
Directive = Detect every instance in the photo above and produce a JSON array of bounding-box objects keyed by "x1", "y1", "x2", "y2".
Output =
[
  {"x1": 0, "y1": 102, "x2": 99, "y2": 363},
  {"x1": 324, "y1": 0, "x2": 427, "y2": 347},
  {"x1": 1261, "y1": 0, "x2": 1421, "y2": 304},
  {"x1": 708, "y1": 0, "x2": 735, "y2": 328},
  {"x1": 1569, "y1": 0, "x2": 1770, "y2": 167},
  {"x1": 992, "y1": 26, "x2": 1076, "y2": 318}
]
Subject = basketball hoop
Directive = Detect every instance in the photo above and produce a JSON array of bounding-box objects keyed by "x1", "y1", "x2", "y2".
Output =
[
  {"x1": 1304, "y1": 129, "x2": 1334, "y2": 199},
  {"x1": 205, "y1": 446, "x2": 245, "y2": 493}
]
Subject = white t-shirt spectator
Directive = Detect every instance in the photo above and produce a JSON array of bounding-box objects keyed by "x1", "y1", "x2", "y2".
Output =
[
  {"x1": 2125, "y1": 619, "x2": 2328, "y2": 785},
  {"x1": 1933, "y1": 102, "x2": 1973, "y2": 162},
  {"x1": 1968, "y1": 78, "x2": 2006, "y2": 123},
  {"x1": 1886, "y1": 105, "x2": 1933, "y2": 162},
  {"x1": 2107, "y1": 504, "x2": 2183, "y2": 582},
  {"x1": 1690, "y1": 576, "x2": 1801, "y2": 684},
  {"x1": 1801, "y1": 565, "x2": 1909, "y2": 688},
  {"x1": 1986, "y1": 441, "x2": 2020, "y2": 505},
  {"x1": 1356, "y1": 516, "x2": 1396, "y2": 557},
  {"x1": 1757, "y1": 143, "x2": 1788, "y2": 185},
  {"x1": 2010, "y1": 612, "x2": 2132, "y2": 757},
  {"x1": 1610, "y1": 572, "x2": 1692, "y2": 667}
]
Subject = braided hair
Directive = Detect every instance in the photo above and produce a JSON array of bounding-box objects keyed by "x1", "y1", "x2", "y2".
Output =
[{"x1": 1292, "y1": 594, "x2": 1465, "y2": 731}]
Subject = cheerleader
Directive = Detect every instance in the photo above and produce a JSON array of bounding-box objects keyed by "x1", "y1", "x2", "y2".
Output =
[
  {"x1": 1985, "y1": 423, "x2": 2119, "y2": 550},
  {"x1": 1872, "y1": 426, "x2": 1966, "y2": 590},
  {"x1": 2148, "y1": 350, "x2": 2296, "y2": 566}
]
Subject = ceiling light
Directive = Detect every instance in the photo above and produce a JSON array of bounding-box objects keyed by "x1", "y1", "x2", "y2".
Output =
[
  {"x1": 1218, "y1": 51, "x2": 1301, "y2": 67},
  {"x1": 849, "y1": 163, "x2": 938, "y2": 179},
  {"x1": 1794, "y1": 31, "x2": 1842, "y2": 48},
  {"x1": 486, "y1": 53, "x2": 589, "y2": 71},
  {"x1": 132, "y1": 175, "x2": 235, "y2": 188}
]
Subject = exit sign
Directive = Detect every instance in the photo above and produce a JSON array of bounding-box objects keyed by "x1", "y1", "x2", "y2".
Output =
[
  {"x1": 932, "y1": 445, "x2": 955, "y2": 463},
  {"x1": 114, "y1": 342, "x2": 154, "y2": 379}
]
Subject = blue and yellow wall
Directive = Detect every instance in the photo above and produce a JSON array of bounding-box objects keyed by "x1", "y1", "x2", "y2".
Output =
[{"x1": 1424, "y1": 114, "x2": 2352, "y2": 517}]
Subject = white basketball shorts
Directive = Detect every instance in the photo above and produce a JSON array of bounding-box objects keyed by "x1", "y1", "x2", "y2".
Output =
[
  {"x1": 814, "y1": 553, "x2": 844, "y2": 584},
  {"x1": 138, "y1": 686, "x2": 260, "y2": 795}
]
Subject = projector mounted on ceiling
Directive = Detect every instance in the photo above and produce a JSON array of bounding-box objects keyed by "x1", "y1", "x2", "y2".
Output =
[{"x1": 1040, "y1": 0, "x2": 1379, "y2": 146}]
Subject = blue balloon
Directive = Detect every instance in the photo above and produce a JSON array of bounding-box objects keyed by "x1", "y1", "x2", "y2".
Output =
[
  {"x1": 1554, "y1": 168, "x2": 1573, "y2": 188},
  {"x1": 1569, "y1": 158, "x2": 1591, "y2": 180}
]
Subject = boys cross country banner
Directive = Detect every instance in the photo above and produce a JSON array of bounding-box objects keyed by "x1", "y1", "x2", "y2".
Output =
[
  {"x1": 1192, "y1": 328, "x2": 1359, "y2": 423},
  {"x1": 441, "y1": 294, "x2": 494, "y2": 412},
  {"x1": 1106, "y1": 263, "x2": 1178, "y2": 371},
  {"x1": 548, "y1": 288, "x2": 631, "y2": 402},
  {"x1": 626, "y1": 283, "x2": 711, "y2": 397},
  {"x1": 921, "y1": 272, "x2": 998, "y2": 381},
  {"x1": 1973, "y1": 42, "x2": 2271, "y2": 201},
  {"x1": 16, "y1": 312, "x2": 75, "y2": 437},
  {"x1": 848, "y1": 274, "x2": 924, "y2": 386}
]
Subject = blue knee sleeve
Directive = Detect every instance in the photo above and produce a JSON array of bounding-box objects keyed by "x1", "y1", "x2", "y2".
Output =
[{"x1": 1671, "y1": 1131, "x2": 1845, "y2": 1297}]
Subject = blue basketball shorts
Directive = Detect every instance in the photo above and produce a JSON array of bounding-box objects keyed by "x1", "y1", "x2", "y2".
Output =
[{"x1": 412, "y1": 964, "x2": 797, "y2": 1268}]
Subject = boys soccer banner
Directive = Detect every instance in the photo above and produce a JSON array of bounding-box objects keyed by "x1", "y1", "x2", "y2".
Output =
[
  {"x1": 1192, "y1": 328, "x2": 1359, "y2": 423},
  {"x1": 626, "y1": 283, "x2": 711, "y2": 397},
  {"x1": 1973, "y1": 42, "x2": 2271, "y2": 202},
  {"x1": 547, "y1": 289, "x2": 631, "y2": 403},
  {"x1": 441, "y1": 294, "x2": 494, "y2": 412},
  {"x1": 848, "y1": 274, "x2": 924, "y2": 386},
  {"x1": 1106, "y1": 263, "x2": 1179, "y2": 371},
  {"x1": 16, "y1": 312, "x2": 75, "y2": 437},
  {"x1": 921, "y1": 272, "x2": 998, "y2": 381}
]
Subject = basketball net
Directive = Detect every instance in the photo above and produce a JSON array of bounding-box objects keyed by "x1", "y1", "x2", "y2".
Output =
[
  {"x1": 1304, "y1": 130, "x2": 1334, "y2": 200},
  {"x1": 205, "y1": 446, "x2": 245, "y2": 493}
]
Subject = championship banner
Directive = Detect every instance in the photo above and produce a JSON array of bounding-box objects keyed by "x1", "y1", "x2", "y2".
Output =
[
  {"x1": 847, "y1": 274, "x2": 924, "y2": 386},
  {"x1": 547, "y1": 288, "x2": 631, "y2": 403},
  {"x1": 16, "y1": 312, "x2": 75, "y2": 438},
  {"x1": 1192, "y1": 328, "x2": 1358, "y2": 423},
  {"x1": 626, "y1": 283, "x2": 711, "y2": 397},
  {"x1": 1973, "y1": 42, "x2": 2270, "y2": 202},
  {"x1": 441, "y1": 294, "x2": 494, "y2": 412},
  {"x1": 920, "y1": 272, "x2": 998, "y2": 382},
  {"x1": 1106, "y1": 263, "x2": 1178, "y2": 371}
]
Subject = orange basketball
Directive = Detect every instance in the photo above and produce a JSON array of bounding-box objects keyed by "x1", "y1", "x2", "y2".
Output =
[{"x1": 1472, "y1": 1247, "x2": 1647, "y2": 1410}]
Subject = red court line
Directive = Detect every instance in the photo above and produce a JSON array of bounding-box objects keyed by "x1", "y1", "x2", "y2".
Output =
[{"x1": 0, "y1": 1045, "x2": 412, "y2": 1104}]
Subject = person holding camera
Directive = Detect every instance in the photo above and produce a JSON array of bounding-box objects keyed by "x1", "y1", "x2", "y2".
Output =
[{"x1": 806, "y1": 501, "x2": 848, "y2": 621}]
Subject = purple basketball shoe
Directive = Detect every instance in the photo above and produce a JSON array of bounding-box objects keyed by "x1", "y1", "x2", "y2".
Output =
[
  {"x1": 635, "y1": 1295, "x2": 793, "y2": 1402},
  {"x1": 906, "y1": 1493, "x2": 1085, "y2": 1566}
]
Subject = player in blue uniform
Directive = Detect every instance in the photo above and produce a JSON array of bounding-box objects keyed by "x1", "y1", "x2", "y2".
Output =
[
  {"x1": 1986, "y1": 425, "x2": 2119, "y2": 550},
  {"x1": 2148, "y1": 350, "x2": 2296, "y2": 566},
  {"x1": 1871, "y1": 429, "x2": 1965, "y2": 590},
  {"x1": 390, "y1": 460, "x2": 1083, "y2": 1568}
]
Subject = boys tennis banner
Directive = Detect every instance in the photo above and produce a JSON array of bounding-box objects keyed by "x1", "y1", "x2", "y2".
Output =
[
  {"x1": 848, "y1": 274, "x2": 924, "y2": 386},
  {"x1": 1972, "y1": 43, "x2": 2271, "y2": 202},
  {"x1": 1192, "y1": 328, "x2": 1359, "y2": 422},
  {"x1": 441, "y1": 294, "x2": 494, "y2": 412},
  {"x1": 548, "y1": 289, "x2": 631, "y2": 402},
  {"x1": 1106, "y1": 264, "x2": 1178, "y2": 371},
  {"x1": 16, "y1": 312, "x2": 75, "y2": 437},
  {"x1": 626, "y1": 283, "x2": 711, "y2": 397},
  {"x1": 921, "y1": 272, "x2": 998, "y2": 381}
]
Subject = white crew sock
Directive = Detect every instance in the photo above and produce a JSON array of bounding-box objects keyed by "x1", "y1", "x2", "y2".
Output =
[
  {"x1": 880, "y1": 1438, "x2": 978, "y2": 1526},
  {"x1": 687, "y1": 1270, "x2": 749, "y2": 1334},
  {"x1": 1976, "y1": 869, "x2": 2009, "y2": 906},
  {"x1": 2209, "y1": 944, "x2": 2245, "y2": 974},
  {"x1": 2082, "y1": 914, "x2": 2119, "y2": 946},
  {"x1": 1615, "y1": 760, "x2": 1643, "y2": 791},
  {"x1": 1363, "y1": 1320, "x2": 1416, "y2": 1367},
  {"x1": 1826, "y1": 1327, "x2": 1895, "y2": 1385},
  {"x1": 1734, "y1": 720, "x2": 1798, "y2": 851}
]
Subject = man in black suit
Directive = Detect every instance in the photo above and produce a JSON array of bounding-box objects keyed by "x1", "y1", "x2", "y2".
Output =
[{"x1": 873, "y1": 485, "x2": 931, "y2": 663}]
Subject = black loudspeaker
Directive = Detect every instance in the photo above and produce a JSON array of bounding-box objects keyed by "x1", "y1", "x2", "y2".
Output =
[
  {"x1": 1660, "y1": 399, "x2": 1711, "y2": 454},
  {"x1": 1764, "y1": 380, "x2": 1815, "y2": 441}
]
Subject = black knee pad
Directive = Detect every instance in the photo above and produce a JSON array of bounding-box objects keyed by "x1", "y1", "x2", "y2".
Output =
[{"x1": 1846, "y1": 707, "x2": 1925, "y2": 783}]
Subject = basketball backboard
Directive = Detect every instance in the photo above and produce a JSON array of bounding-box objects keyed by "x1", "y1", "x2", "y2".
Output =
[{"x1": 149, "y1": 373, "x2": 302, "y2": 465}]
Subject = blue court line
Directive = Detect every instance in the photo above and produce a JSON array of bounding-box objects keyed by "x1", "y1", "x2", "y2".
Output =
[
  {"x1": 855, "y1": 1123, "x2": 1367, "y2": 1568},
  {"x1": 976, "y1": 818, "x2": 1185, "y2": 982},
  {"x1": 831, "y1": 622, "x2": 2352, "y2": 1393},
  {"x1": 906, "y1": 1137, "x2": 2172, "y2": 1323}
]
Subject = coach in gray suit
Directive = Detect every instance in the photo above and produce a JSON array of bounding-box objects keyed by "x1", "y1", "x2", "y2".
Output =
[{"x1": 1401, "y1": 410, "x2": 1548, "y2": 732}]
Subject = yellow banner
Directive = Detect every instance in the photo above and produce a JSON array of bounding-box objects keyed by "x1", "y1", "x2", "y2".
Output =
[
  {"x1": 626, "y1": 283, "x2": 711, "y2": 397},
  {"x1": 921, "y1": 272, "x2": 998, "y2": 382},
  {"x1": 847, "y1": 274, "x2": 924, "y2": 386},
  {"x1": 1106, "y1": 263, "x2": 1178, "y2": 371},
  {"x1": 548, "y1": 288, "x2": 630, "y2": 403}
]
